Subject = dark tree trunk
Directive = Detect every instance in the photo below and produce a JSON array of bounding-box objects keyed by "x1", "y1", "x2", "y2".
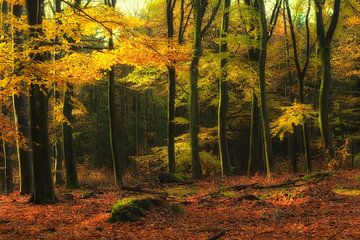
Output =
[
  {"x1": 4, "y1": 145, "x2": 13, "y2": 193},
  {"x1": 108, "y1": 36, "x2": 123, "y2": 185},
  {"x1": 218, "y1": 0, "x2": 231, "y2": 176},
  {"x1": 314, "y1": 0, "x2": 340, "y2": 160},
  {"x1": 27, "y1": 0, "x2": 56, "y2": 203},
  {"x1": 166, "y1": 0, "x2": 176, "y2": 173},
  {"x1": 247, "y1": 91, "x2": 260, "y2": 176},
  {"x1": 62, "y1": 84, "x2": 79, "y2": 188}
]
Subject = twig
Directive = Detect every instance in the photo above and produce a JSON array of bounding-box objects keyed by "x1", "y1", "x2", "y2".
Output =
[
  {"x1": 327, "y1": 227, "x2": 347, "y2": 240},
  {"x1": 208, "y1": 230, "x2": 226, "y2": 240}
]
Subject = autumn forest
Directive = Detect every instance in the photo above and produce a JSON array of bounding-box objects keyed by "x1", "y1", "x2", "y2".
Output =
[{"x1": 0, "y1": 0, "x2": 359, "y2": 239}]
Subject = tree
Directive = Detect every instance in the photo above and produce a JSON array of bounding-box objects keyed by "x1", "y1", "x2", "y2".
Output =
[
  {"x1": 218, "y1": 0, "x2": 231, "y2": 176},
  {"x1": 258, "y1": 0, "x2": 272, "y2": 177},
  {"x1": 107, "y1": 0, "x2": 124, "y2": 185},
  {"x1": 314, "y1": 0, "x2": 341, "y2": 160},
  {"x1": 62, "y1": 0, "x2": 80, "y2": 189},
  {"x1": 284, "y1": 0, "x2": 312, "y2": 172},
  {"x1": 26, "y1": 0, "x2": 56, "y2": 203},
  {"x1": 190, "y1": 0, "x2": 221, "y2": 180},
  {"x1": 166, "y1": 0, "x2": 176, "y2": 173}
]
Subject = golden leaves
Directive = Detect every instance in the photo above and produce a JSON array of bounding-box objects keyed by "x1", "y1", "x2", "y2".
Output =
[{"x1": 271, "y1": 103, "x2": 317, "y2": 141}]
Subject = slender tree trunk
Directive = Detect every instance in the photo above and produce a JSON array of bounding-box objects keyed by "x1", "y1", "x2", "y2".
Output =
[
  {"x1": 189, "y1": 0, "x2": 203, "y2": 180},
  {"x1": 167, "y1": 67, "x2": 176, "y2": 173},
  {"x1": 52, "y1": 0, "x2": 64, "y2": 186},
  {"x1": 0, "y1": 139, "x2": 5, "y2": 192},
  {"x1": 285, "y1": 0, "x2": 311, "y2": 172},
  {"x1": 62, "y1": 84, "x2": 79, "y2": 188},
  {"x1": 258, "y1": 0, "x2": 272, "y2": 177},
  {"x1": 282, "y1": 2, "x2": 297, "y2": 172},
  {"x1": 247, "y1": 91, "x2": 260, "y2": 176},
  {"x1": 12, "y1": 2, "x2": 33, "y2": 194},
  {"x1": 218, "y1": 0, "x2": 231, "y2": 176},
  {"x1": 314, "y1": 0, "x2": 340, "y2": 160},
  {"x1": 166, "y1": 0, "x2": 176, "y2": 173},
  {"x1": 108, "y1": 34, "x2": 123, "y2": 185},
  {"x1": 13, "y1": 88, "x2": 33, "y2": 192},
  {"x1": 144, "y1": 90, "x2": 148, "y2": 151},
  {"x1": 4, "y1": 144, "x2": 13, "y2": 193}
]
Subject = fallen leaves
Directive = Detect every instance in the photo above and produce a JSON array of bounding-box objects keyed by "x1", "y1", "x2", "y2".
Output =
[{"x1": 1, "y1": 170, "x2": 360, "y2": 239}]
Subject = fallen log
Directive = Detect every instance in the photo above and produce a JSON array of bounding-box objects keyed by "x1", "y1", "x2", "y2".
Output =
[{"x1": 120, "y1": 185, "x2": 168, "y2": 196}]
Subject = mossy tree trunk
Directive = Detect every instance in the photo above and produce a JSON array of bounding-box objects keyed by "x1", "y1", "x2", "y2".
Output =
[
  {"x1": 218, "y1": 0, "x2": 231, "y2": 177},
  {"x1": 190, "y1": 0, "x2": 221, "y2": 180},
  {"x1": 189, "y1": 0, "x2": 203, "y2": 180},
  {"x1": 314, "y1": 0, "x2": 340, "y2": 161}
]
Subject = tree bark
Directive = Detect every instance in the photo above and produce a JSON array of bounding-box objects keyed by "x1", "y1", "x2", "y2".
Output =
[
  {"x1": 258, "y1": 0, "x2": 273, "y2": 177},
  {"x1": 166, "y1": 0, "x2": 176, "y2": 173},
  {"x1": 62, "y1": 84, "x2": 79, "y2": 188},
  {"x1": 218, "y1": 0, "x2": 231, "y2": 176},
  {"x1": 314, "y1": 0, "x2": 341, "y2": 160},
  {"x1": 189, "y1": 0, "x2": 203, "y2": 180},
  {"x1": 27, "y1": 0, "x2": 56, "y2": 203}
]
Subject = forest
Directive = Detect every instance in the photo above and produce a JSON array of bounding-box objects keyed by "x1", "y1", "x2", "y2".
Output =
[{"x1": 0, "y1": 0, "x2": 359, "y2": 239}]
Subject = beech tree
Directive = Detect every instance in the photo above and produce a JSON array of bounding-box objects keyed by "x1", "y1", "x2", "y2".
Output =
[
  {"x1": 26, "y1": 0, "x2": 56, "y2": 203},
  {"x1": 314, "y1": 0, "x2": 341, "y2": 160}
]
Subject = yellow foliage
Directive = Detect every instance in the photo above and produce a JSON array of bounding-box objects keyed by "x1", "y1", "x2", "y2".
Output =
[{"x1": 271, "y1": 103, "x2": 317, "y2": 141}]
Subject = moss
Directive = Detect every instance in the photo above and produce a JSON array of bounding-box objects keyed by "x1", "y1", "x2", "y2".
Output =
[
  {"x1": 170, "y1": 203, "x2": 185, "y2": 216},
  {"x1": 222, "y1": 190, "x2": 237, "y2": 198},
  {"x1": 333, "y1": 187, "x2": 360, "y2": 196},
  {"x1": 166, "y1": 186, "x2": 198, "y2": 197},
  {"x1": 108, "y1": 196, "x2": 169, "y2": 223},
  {"x1": 173, "y1": 173, "x2": 188, "y2": 181},
  {"x1": 301, "y1": 172, "x2": 332, "y2": 181}
]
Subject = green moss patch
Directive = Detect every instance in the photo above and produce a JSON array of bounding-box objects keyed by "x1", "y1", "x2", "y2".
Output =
[
  {"x1": 333, "y1": 187, "x2": 360, "y2": 196},
  {"x1": 108, "y1": 195, "x2": 185, "y2": 223}
]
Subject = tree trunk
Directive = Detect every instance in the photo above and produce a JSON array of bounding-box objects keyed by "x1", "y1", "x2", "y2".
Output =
[
  {"x1": 166, "y1": 0, "x2": 176, "y2": 173},
  {"x1": 314, "y1": 0, "x2": 340, "y2": 160},
  {"x1": 26, "y1": 0, "x2": 56, "y2": 203},
  {"x1": 189, "y1": 0, "x2": 203, "y2": 180},
  {"x1": 247, "y1": 91, "x2": 260, "y2": 176},
  {"x1": 4, "y1": 144, "x2": 13, "y2": 193},
  {"x1": 108, "y1": 35, "x2": 123, "y2": 185},
  {"x1": 258, "y1": 0, "x2": 273, "y2": 177},
  {"x1": 30, "y1": 81, "x2": 56, "y2": 203},
  {"x1": 167, "y1": 67, "x2": 176, "y2": 173},
  {"x1": 218, "y1": 0, "x2": 231, "y2": 176},
  {"x1": 62, "y1": 84, "x2": 79, "y2": 188}
]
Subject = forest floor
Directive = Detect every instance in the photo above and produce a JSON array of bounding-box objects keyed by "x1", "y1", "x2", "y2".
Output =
[{"x1": 1, "y1": 170, "x2": 360, "y2": 240}]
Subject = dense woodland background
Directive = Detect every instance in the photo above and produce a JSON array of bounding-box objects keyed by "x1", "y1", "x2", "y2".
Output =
[{"x1": 0, "y1": 0, "x2": 358, "y2": 205}]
